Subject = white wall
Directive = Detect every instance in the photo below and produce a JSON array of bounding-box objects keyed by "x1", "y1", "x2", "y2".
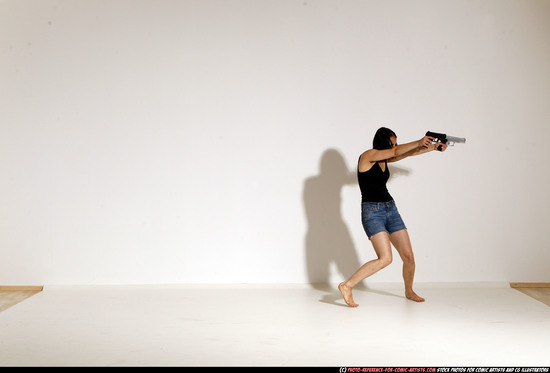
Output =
[{"x1": 1, "y1": 0, "x2": 549, "y2": 285}]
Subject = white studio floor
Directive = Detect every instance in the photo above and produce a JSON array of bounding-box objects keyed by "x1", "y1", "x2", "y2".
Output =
[{"x1": 0, "y1": 283, "x2": 549, "y2": 367}]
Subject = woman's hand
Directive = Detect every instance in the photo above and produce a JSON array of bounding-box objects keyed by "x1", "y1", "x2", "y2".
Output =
[
  {"x1": 419, "y1": 136, "x2": 435, "y2": 149},
  {"x1": 435, "y1": 142, "x2": 448, "y2": 152}
]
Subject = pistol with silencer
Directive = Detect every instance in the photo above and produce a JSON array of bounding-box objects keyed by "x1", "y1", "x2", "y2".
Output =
[{"x1": 425, "y1": 131, "x2": 466, "y2": 151}]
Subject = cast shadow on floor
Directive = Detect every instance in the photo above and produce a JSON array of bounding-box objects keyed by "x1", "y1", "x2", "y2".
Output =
[{"x1": 302, "y1": 148, "x2": 410, "y2": 307}]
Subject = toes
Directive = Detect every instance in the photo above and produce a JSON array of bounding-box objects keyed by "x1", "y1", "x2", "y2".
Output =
[{"x1": 406, "y1": 294, "x2": 425, "y2": 302}]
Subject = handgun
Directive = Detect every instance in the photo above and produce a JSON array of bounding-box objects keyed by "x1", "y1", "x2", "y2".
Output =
[{"x1": 425, "y1": 131, "x2": 466, "y2": 151}]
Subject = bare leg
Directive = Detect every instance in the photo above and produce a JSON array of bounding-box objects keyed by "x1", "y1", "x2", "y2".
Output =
[
  {"x1": 339, "y1": 232, "x2": 393, "y2": 307},
  {"x1": 389, "y1": 229, "x2": 425, "y2": 302}
]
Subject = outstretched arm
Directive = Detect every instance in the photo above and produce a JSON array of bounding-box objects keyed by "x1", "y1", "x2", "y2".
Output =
[
  {"x1": 362, "y1": 136, "x2": 433, "y2": 162},
  {"x1": 359, "y1": 136, "x2": 434, "y2": 171},
  {"x1": 388, "y1": 141, "x2": 448, "y2": 163}
]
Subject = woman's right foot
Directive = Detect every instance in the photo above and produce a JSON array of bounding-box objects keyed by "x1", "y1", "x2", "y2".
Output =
[
  {"x1": 406, "y1": 291, "x2": 425, "y2": 302},
  {"x1": 338, "y1": 282, "x2": 359, "y2": 307}
]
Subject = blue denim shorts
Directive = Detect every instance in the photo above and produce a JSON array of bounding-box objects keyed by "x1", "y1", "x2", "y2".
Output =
[{"x1": 361, "y1": 200, "x2": 407, "y2": 239}]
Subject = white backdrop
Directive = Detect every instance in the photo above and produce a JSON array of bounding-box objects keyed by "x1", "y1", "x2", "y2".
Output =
[{"x1": 1, "y1": 0, "x2": 549, "y2": 285}]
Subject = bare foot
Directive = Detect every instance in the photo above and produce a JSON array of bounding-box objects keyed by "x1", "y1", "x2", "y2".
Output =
[
  {"x1": 406, "y1": 291, "x2": 425, "y2": 302},
  {"x1": 338, "y1": 282, "x2": 359, "y2": 307}
]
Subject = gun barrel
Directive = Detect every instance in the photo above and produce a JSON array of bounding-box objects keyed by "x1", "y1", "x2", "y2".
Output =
[{"x1": 446, "y1": 136, "x2": 466, "y2": 144}]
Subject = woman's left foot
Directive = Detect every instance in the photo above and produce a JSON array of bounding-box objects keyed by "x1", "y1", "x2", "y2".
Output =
[{"x1": 406, "y1": 292, "x2": 425, "y2": 302}]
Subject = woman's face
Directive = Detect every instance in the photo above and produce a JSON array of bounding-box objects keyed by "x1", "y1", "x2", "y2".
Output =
[{"x1": 389, "y1": 136, "x2": 397, "y2": 148}]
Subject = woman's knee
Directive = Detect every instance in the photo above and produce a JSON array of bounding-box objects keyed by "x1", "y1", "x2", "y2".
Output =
[
  {"x1": 401, "y1": 253, "x2": 415, "y2": 265},
  {"x1": 379, "y1": 256, "x2": 392, "y2": 268}
]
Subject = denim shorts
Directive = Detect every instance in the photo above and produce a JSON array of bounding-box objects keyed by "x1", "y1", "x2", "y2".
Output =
[{"x1": 361, "y1": 200, "x2": 407, "y2": 239}]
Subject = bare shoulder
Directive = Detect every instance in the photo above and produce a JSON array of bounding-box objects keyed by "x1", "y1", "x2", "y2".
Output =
[{"x1": 358, "y1": 151, "x2": 375, "y2": 172}]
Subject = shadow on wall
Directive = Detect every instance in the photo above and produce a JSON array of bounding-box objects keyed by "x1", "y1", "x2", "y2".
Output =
[{"x1": 303, "y1": 149, "x2": 360, "y2": 290}]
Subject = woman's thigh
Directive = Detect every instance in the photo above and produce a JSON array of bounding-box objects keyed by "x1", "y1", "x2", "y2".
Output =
[
  {"x1": 370, "y1": 231, "x2": 393, "y2": 261},
  {"x1": 389, "y1": 229, "x2": 414, "y2": 262}
]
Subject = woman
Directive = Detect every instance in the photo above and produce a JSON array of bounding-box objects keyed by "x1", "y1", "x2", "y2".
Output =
[{"x1": 338, "y1": 127, "x2": 447, "y2": 307}]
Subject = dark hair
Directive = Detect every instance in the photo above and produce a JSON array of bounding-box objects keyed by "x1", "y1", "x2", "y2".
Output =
[{"x1": 373, "y1": 127, "x2": 396, "y2": 150}]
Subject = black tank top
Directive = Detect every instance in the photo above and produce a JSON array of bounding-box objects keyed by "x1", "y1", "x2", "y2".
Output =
[{"x1": 357, "y1": 158, "x2": 393, "y2": 203}]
